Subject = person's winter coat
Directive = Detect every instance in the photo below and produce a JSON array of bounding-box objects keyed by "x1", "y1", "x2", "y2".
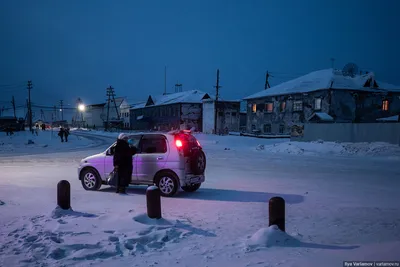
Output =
[
  {"x1": 113, "y1": 139, "x2": 137, "y2": 187},
  {"x1": 58, "y1": 128, "x2": 65, "y2": 137}
]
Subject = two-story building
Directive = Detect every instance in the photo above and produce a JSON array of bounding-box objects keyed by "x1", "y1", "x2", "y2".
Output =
[
  {"x1": 130, "y1": 90, "x2": 212, "y2": 131},
  {"x1": 243, "y1": 68, "x2": 400, "y2": 135}
]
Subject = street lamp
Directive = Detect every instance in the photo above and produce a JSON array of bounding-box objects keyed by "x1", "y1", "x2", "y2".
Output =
[{"x1": 78, "y1": 104, "x2": 85, "y2": 128}]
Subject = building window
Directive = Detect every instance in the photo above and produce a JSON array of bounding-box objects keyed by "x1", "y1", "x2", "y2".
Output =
[
  {"x1": 293, "y1": 100, "x2": 303, "y2": 111},
  {"x1": 263, "y1": 124, "x2": 271, "y2": 133},
  {"x1": 382, "y1": 100, "x2": 389, "y2": 111},
  {"x1": 314, "y1": 98, "x2": 322, "y2": 110},
  {"x1": 231, "y1": 112, "x2": 237, "y2": 116},
  {"x1": 218, "y1": 111, "x2": 224, "y2": 116},
  {"x1": 279, "y1": 124, "x2": 285, "y2": 134},
  {"x1": 265, "y1": 103, "x2": 273, "y2": 113},
  {"x1": 251, "y1": 124, "x2": 256, "y2": 130},
  {"x1": 280, "y1": 102, "x2": 286, "y2": 112},
  {"x1": 252, "y1": 104, "x2": 257, "y2": 113}
]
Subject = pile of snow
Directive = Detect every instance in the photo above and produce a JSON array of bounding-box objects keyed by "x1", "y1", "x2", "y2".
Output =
[
  {"x1": 0, "y1": 207, "x2": 213, "y2": 266},
  {"x1": 261, "y1": 141, "x2": 400, "y2": 158},
  {"x1": 245, "y1": 225, "x2": 360, "y2": 253},
  {"x1": 0, "y1": 130, "x2": 95, "y2": 154},
  {"x1": 246, "y1": 225, "x2": 301, "y2": 249},
  {"x1": 73, "y1": 129, "x2": 400, "y2": 158}
]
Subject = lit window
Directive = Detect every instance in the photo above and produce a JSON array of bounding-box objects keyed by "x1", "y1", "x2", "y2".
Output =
[
  {"x1": 293, "y1": 100, "x2": 303, "y2": 111},
  {"x1": 280, "y1": 102, "x2": 286, "y2": 112},
  {"x1": 382, "y1": 100, "x2": 389, "y2": 111},
  {"x1": 314, "y1": 98, "x2": 322, "y2": 110},
  {"x1": 252, "y1": 104, "x2": 257, "y2": 113},
  {"x1": 265, "y1": 103, "x2": 273, "y2": 113}
]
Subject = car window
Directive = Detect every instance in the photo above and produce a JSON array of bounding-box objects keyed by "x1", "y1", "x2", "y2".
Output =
[
  {"x1": 107, "y1": 143, "x2": 116, "y2": 155},
  {"x1": 177, "y1": 133, "x2": 199, "y2": 148},
  {"x1": 127, "y1": 136, "x2": 141, "y2": 148},
  {"x1": 140, "y1": 135, "x2": 167, "y2": 154}
]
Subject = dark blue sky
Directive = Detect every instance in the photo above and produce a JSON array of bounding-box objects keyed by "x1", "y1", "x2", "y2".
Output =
[{"x1": 1, "y1": 0, "x2": 399, "y2": 111}]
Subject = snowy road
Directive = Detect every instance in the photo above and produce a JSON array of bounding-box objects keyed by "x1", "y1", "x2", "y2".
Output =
[{"x1": 1, "y1": 133, "x2": 400, "y2": 267}]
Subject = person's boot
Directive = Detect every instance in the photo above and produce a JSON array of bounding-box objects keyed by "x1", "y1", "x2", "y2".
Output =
[{"x1": 120, "y1": 187, "x2": 126, "y2": 194}]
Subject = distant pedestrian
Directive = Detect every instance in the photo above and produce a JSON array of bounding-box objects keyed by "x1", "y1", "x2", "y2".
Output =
[
  {"x1": 34, "y1": 124, "x2": 39, "y2": 136},
  {"x1": 64, "y1": 127, "x2": 70, "y2": 142},
  {"x1": 41, "y1": 123, "x2": 46, "y2": 131},
  {"x1": 58, "y1": 127, "x2": 65, "y2": 142}
]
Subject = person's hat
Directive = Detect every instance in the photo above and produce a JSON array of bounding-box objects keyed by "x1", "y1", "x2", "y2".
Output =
[{"x1": 118, "y1": 133, "x2": 129, "y2": 140}]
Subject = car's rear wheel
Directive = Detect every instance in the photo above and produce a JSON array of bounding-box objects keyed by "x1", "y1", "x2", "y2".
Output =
[
  {"x1": 181, "y1": 183, "x2": 201, "y2": 192},
  {"x1": 190, "y1": 150, "x2": 206, "y2": 175},
  {"x1": 80, "y1": 168, "x2": 102, "y2": 191},
  {"x1": 155, "y1": 171, "x2": 179, "y2": 197}
]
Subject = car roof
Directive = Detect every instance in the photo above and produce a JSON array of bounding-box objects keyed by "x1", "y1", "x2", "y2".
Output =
[{"x1": 125, "y1": 130, "x2": 194, "y2": 140}]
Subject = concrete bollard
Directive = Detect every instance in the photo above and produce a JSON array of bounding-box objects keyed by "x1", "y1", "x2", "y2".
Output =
[
  {"x1": 269, "y1": 196, "x2": 285, "y2": 232},
  {"x1": 146, "y1": 186, "x2": 162, "y2": 219},
  {"x1": 57, "y1": 180, "x2": 71, "y2": 210}
]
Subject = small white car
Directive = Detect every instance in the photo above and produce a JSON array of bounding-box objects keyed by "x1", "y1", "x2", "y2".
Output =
[{"x1": 77, "y1": 130, "x2": 206, "y2": 197}]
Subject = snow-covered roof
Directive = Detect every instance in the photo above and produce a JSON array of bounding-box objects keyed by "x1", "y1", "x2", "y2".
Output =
[
  {"x1": 202, "y1": 98, "x2": 240, "y2": 103},
  {"x1": 244, "y1": 69, "x2": 400, "y2": 100},
  {"x1": 131, "y1": 90, "x2": 211, "y2": 109},
  {"x1": 376, "y1": 115, "x2": 399, "y2": 122},
  {"x1": 308, "y1": 112, "x2": 334, "y2": 122}
]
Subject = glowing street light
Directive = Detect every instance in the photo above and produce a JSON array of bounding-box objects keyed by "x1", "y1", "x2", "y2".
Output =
[{"x1": 78, "y1": 104, "x2": 85, "y2": 112}]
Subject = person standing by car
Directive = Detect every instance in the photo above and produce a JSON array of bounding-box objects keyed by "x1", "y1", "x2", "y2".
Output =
[{"x1": 113, "y1": 133, "x2": 137, "y2": 194}]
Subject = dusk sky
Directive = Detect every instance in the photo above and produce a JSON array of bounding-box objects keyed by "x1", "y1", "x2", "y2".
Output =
[{"x1": 1, "y1": 0, "x2": 399, "y2": 113}]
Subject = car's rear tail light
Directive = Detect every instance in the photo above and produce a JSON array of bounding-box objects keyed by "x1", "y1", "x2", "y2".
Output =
[{"x1": 175, "y1": 139, "x2": 183, "y2": 148}]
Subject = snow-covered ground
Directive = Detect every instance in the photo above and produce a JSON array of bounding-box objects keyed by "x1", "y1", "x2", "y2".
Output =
[
  {"x1": 0, "y1": 131, "x2": 399, "y2": 267},
  {"x1": 0, "y1": 129, "x2": 98, "y2": 156}
]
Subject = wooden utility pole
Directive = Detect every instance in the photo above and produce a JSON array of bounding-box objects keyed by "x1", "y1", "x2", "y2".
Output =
[
  {"x1": 214, "y1": 69, "x2": 221, "y2": 134},
  {"x1": 59, "y1": 100, "x2": 64, "y2": 120},
  {"x1": 105, "y1": 86, "x2": 120, "y2": 130},
  {"x1": 265, "y1": 71, "x2": 272, "y2": 90},
  {"x1": 11, "y1": 96, "x2": 16, "y2": 118},
  {"x1": 27, "y1": 80, "x2": 33, "y2": 131}
]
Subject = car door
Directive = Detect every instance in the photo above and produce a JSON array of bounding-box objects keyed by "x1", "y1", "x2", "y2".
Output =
[
  {"x1": 135, "y1": 134, "x2": 169, "y2": 182},
  {"x1": 104, "y1": 135, "x2": 142, "y2": 182},
  {"x1": 126, "y1": 134, "x2": 142, "y2": 182},
  {"x1": 104, "y1": 142, "x2": 116, "y2": 179}
]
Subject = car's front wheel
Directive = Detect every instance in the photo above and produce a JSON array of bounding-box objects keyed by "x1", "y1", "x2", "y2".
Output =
[
  {"x1": 80, "y1": 168, "x2": 102, "y2": 191},
  {"x1": 155, "y1": 171, "x2": 179, "y2": 197}
]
